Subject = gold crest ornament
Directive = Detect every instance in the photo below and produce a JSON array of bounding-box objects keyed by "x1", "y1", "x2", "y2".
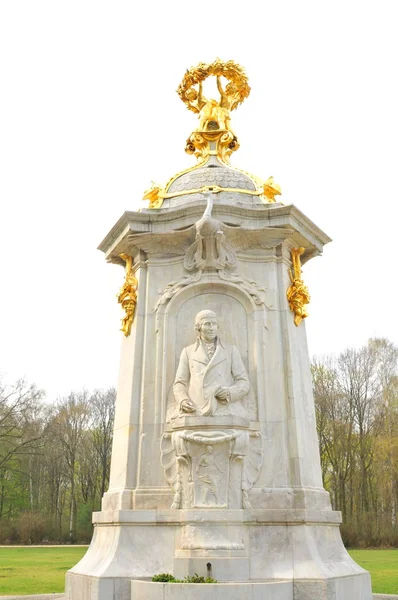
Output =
[
  {"x1": 117, "y1": 254, "x2": 138, "y2": 337},
  {"x1": 287, "y1": 248, "x2": 310, "y2": 326}
]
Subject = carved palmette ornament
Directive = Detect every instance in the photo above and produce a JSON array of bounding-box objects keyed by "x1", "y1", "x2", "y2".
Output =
[{"x1": 161, "y1": 429, "x2": 263, "y2": 509}]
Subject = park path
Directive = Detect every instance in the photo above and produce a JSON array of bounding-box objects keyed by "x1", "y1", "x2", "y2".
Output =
[{"x1": 1, "y1": 594, "x2": 397, "y2": 599}]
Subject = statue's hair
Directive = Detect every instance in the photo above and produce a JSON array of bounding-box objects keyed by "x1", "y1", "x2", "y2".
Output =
[{"x1": 194, "y1": 310, "x2": 218, "y2": 330}]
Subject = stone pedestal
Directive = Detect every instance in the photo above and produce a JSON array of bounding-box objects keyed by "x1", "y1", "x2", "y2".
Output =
[{"x1": 66, "y1": 197, "x2": 372, "y2": 599}]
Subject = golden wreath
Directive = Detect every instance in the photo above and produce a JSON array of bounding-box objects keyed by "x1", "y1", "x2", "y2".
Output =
[{"x1": 177, "y1": 59, "x2": 251, "y2": 114}]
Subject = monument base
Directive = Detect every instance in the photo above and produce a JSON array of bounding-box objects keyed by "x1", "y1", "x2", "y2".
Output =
[
  {"x1": 65, "y1": 508, "x2": 372, "y2": 599},
  {"x1": 131, "y1": 576, "x2": 372, "y2": 600}
]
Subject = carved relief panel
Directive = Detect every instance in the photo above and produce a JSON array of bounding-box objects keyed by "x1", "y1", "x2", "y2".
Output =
[
  {"x1": 161, "y1": 429, "x2": 263, "y2": 509},
  {"x1": 166, "y1": 294, "x2": 258, "y2": 423},
  {"x1": 159, "y1": 296, "x2": 265, "y2": 508}
]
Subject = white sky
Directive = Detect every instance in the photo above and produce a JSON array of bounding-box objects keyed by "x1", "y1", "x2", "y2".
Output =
[{"x1": 0, "y1": 1, "x2": 397, "y2": 401}]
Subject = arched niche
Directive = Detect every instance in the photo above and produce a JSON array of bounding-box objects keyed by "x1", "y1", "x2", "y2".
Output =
[{"x1": 154, "y1": 277, "x2": 266, "y2": 427}]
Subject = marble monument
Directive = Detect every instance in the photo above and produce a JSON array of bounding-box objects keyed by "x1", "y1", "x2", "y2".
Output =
[{"x1": 66, "y1": 59, "x2": 372, "y2": 599}]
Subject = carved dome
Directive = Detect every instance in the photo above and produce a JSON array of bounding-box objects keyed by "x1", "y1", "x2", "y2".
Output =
[
  {"x1": 168, "y1": 162, "x2": 256, "y2": 194},
  {"x1": 160, "y1": 156, "x2": 266, "y2": 209}
]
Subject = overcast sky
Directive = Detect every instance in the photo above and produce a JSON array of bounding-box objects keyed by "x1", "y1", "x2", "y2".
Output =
[{"x1": 1, "y1": 1, "x2": 397, "y2": 401}]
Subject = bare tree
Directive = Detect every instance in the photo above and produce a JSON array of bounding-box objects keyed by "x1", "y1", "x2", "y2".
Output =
[
  {"x1": 312, "y1": 338, "x2": 398, "y2": 545},
  {"x1": 312, "y1": 357, "x2": 355, "y2": 516},
  {"x1": 91, "y1": 388, "x2": 115, "y2": 499},
  {"x1": 54, "y1": 391, "x2": 90, "y2": 542},
  {"x1": 0, "y1": 378, "x2": 45, "y2": 518}
]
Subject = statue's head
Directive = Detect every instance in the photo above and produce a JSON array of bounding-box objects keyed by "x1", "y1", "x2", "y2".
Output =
[
  {"x1": 185, "y1": 88, "x2": 198, "y2": 102},
  {"x1": 122, "y1": 298, "x2": 136, "y2": 313},
  {"x1": 226, "y1": 82, "x2": 238, "y2": 95},
  {"x1": 195, "y1": 310, "x2": 218, "y2": 342},
  {"x1": 205, "y1": 445, "x2": 213, "y2": 454}
]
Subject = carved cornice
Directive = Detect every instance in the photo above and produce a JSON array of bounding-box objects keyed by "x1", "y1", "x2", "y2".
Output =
[{"x1": 98, "y1": 204, "x2": 331, "y2": 265}]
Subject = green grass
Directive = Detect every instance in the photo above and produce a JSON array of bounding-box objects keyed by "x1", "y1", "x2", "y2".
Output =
[
  {"x1": 0, "y1": 546, "x2": 88, "y2": 595},
  {"x1": 348, "y1": 548, "x2": 398, "y2": 595},
  {"x1": 0, "y1": 547, "x2": 396, "y2": 595}
]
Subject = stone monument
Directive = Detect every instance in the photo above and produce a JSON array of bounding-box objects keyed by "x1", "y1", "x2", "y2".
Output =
[{"x1": 66, "y1": 59, "x2": 372, "y2": 599}]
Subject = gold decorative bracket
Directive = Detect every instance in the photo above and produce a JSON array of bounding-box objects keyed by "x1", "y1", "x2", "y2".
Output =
[
  {"x1": 185, "y1": 130, "x2": 239, "y2": 166},
  {"x1": 117, "y1": 253, "x2": 138, "y2": 337},
  {"x1": 287, "y1": 247, "x2": 310, "y2": 326}
]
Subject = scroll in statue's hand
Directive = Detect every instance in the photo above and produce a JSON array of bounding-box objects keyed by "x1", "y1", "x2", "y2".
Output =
[{"x1": 180, "y1": 399, "x2": 196, "y2": 413}]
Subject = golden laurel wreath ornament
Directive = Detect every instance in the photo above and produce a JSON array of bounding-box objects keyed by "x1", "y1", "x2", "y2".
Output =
[{"x1": 177, "y1": 59, "x2": 251, "y2": 132}]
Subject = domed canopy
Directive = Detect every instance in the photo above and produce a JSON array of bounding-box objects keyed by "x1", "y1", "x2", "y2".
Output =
[
  {"x1": 161, "y1": 155, "x2": 264, "y2": 209},
  {"x1": 141, "y1": 60, "x2": 281, "y2": 210}
]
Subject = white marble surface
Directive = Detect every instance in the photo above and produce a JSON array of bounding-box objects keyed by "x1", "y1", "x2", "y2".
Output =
[
  {"x1": 131, "y1": 580, "x2": 293, "y2": 600},
  {"x1": 67, "y1": 198, "x2": 371, "y2": 598}
]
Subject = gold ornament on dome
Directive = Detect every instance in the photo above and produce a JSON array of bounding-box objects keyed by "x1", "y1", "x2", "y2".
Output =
[
  {"x1": 262, "y1": 177, "x2": 282, "y2": 202},
  {"x1": 287, "y1": 248, "x2": 310, "y2": 327},
  {"x1": 177, "y1": 58, "x2": 250, "y2": 123},
  {"x1": 117, "y1": 253, "x2": 138, "y2": 336},
  {"x1": 143, "y1": 182, "x2": 165, "y2": 210},
  {"x1": 177, "y1": 59, "x2": 248, "y2": 166},
  {"x1": 142, "y1": 59, "x2": 282, "y2": 209}
]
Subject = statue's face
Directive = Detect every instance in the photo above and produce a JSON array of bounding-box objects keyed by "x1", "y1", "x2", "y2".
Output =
[{"x1": 199, "y1": 318, "x2": 218, "y2": 342}]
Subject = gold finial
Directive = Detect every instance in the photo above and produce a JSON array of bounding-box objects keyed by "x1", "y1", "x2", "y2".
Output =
[
  {"x1": 176, "y1": 59, "x2": 250, "y2": 166},
  {"x1": 287, "y1": 248, "x2": 310, "y2": 326},
  {"x1": 117, "y1": 254, "x2": 138, "y2": 336}
]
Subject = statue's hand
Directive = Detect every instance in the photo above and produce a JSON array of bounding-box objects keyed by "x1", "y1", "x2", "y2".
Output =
[
  {"x1": 180, "y1": 399, "x2": 196, "y2": 413},
  {"x1": 215, "y1": 387, "x2": 230, "y2": 403}
]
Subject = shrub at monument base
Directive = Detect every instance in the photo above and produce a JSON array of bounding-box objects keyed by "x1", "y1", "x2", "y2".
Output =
[{"x1": 152, "y1": 573, "x2": 217, "y2": 583}]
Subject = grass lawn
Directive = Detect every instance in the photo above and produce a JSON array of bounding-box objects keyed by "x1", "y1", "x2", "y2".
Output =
[
  {"x1": 0, "y1": 547, "x2": 397, "y2": 595},
  {"x1": 348, "y1": 548, "x2": 398, "y2": 595},
  {"x1": 0, "y1": 547, "x2": 88, "y2": 595}
]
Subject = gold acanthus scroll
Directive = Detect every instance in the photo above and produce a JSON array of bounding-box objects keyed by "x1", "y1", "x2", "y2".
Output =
[
  {"x1": 117, "y1": 253, "x2": 138, "y2": 337},
  {"x1": 287, "y1": 247, "x2": 310, "y2": 327}
]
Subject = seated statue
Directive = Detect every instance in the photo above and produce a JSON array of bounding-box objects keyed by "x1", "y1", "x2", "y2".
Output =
[{"x1": 173, "y1": 310, "x2": 250, "y2": 418}]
